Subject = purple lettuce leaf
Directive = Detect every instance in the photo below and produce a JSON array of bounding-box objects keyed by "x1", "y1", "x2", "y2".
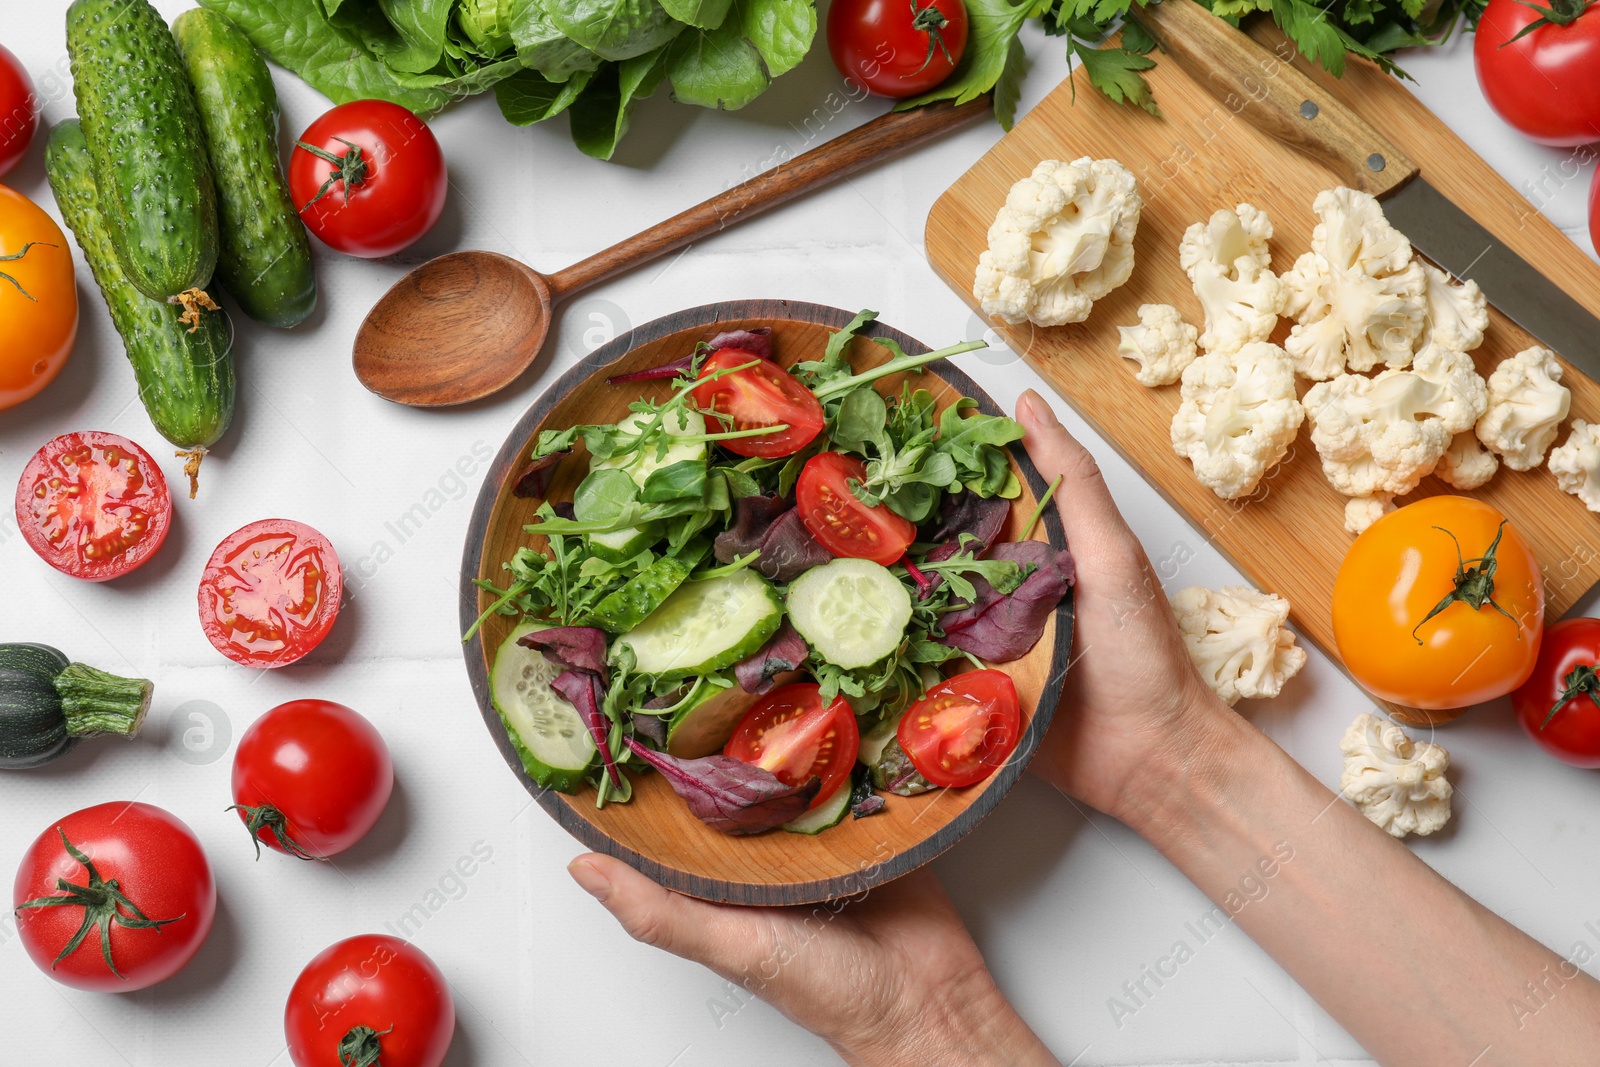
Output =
[
  {"x1": 551, "y1": 669, "x2": 622, "y2": 788},
  {"x1": 624, "y1": 737, "x2": 820, "y2": 835},
  {"x1": 707, "y1": 327, "x2": 772, "y2": 359},
  {"x1": 513, "y1": 450, "x2": 570, "y2": 498},
  {"x1": 902, "y1": 559, "x2": 935, "y2": 601},
  {"x1": 517, "y1": 625, "x2": 610, "y2": 681},
  {"x1": 851, "y1": 794, "x2": 886, "y2": 818},
  {"x1": 922, "y1": 492, "x2": 1012, "y2": 564},
  {"x1": 551, "y1": 501, "x2": 577, "y2": 520},
  {"x1": 714, "y1": 494, "x2": 788, "y2": 561},
  {"x1": 938, "y1": 541, "x2": 1076, "y2": 663},
  {"x1": 715, "y1": 496, "x2": 832, "y2": 582},
  {"x1": 734, "y1": 623, "x2": 809, "y2": 695},
  {"x1": 628, "y1": 710, "x2": 670, "y2": 748},
  {"x1": 605, "y1": 354, "x2": 692, "y2": 385}
]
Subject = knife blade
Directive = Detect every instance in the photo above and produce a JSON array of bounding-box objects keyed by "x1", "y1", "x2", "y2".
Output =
[{"x1": 1129, "y1": 0, "x2": 1600, "y2": 374}]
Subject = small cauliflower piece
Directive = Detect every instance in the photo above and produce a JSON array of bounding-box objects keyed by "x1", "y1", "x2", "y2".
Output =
[
  {"x1": 1344, "y1": 495, "x2": 1394, "y2": 535},
  {"x1": 1420, "y1": 262, "x2": 1489, "y2": 353},
  {"x1": 1179, "y1": 203, "x2": 1287, "y2": 355},
  {"x1": 1436, "y1": 430, "x2": 1499, "y2": 491},
  {"x1": 1548, "y1": 420, "x2": 1600, "y2": 512},
  {"x1": 1171, "y1": 585, "x2": 1307, "y2": 705},
  {"x1": 1281, "y1": 187, "x2": 1427, "y2": 379},
  {"x1": 1303, "y1": 344, "x2": 1488, "y2": 517},
  {"x1": 1170, "y1": 342, "x2": 1304, "y2": 500},
  {"x1": 973, "y1": 157, "x2": 1142, "y2": 327},
  {"x1": 1477, "y1": 346, "x2": 1571, "y2": 471},
  {"x1": 1339, "y1": 712, "x2": 1452, "y2": 839},
  {"x1": 1118, "y1": 303, "x2": 1198, "y2": 386}
]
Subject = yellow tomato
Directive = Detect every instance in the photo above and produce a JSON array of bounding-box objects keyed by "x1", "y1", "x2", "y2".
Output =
[
  {"x1": 1333, "y1": 496, "x2": 1543, "y2": 710},
  {"x1": 0, "y1": 184, "x2": 77, "y2": 410}
]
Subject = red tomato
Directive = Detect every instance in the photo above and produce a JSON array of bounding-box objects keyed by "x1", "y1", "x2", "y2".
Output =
[
  {"x1": 13, "y1": 802, "x2": 216, "y2": 992},
  {"x1": 828, "y1": 0, "x2": 969, "y2": 98},
  {"x1": 1512, "y1": 618, "x2": 1600, "y2": 767},
  {"x1": 199, "y1": 518, "x2": 343, "y2": 668},
  {"x1": 286, "y1": 935, "x2": 455, "y2": 1067},
  {"x1": 1475, "y1": 0, "x2": 1600, "y2": 146},
  {"x1": 231, "y1": 700, "x2": 394, "y2": 860},
  {"x1": 796, "y1": 451, "x2": 915, "y2": 566},
  {"x1": 1590, "y1": 166, "x2": 1600, "y2": 260},
  {"x1": 725, "y1": 683, "x2": 860, "y2": 808},
  {"x1": 898, "y1": 670, "x2": 1021, "y2": 788},
  {"x1": 289, "y1": 100, "x2": 446, "y2": 258},
  {"x1": 0, "y1": 45, "x2": 38, "y2": 176},
  {"x1": 691, "y1": 348, "x2": 825, "y2": 458},
  {"x1": 14, "y1": 431, "x2": 171, "y2": 581}
]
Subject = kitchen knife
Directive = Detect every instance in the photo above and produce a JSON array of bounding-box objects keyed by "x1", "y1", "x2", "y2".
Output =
[{"x1": 1129, "y1": 0, "x2": 1600, "y2": 370}]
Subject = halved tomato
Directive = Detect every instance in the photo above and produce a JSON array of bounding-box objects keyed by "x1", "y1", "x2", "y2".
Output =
[
  {"x1": 690, "y1": 348, "x2": 824, "y2": 458},
  {"x1": 725, "y1": 682, "x2": 860, "y2": 808},
  {"x1": 199, "y1": 519, "x2": 343, "y2": 669},
  {"x1": 898, "y1": 670, "x2": 1021, "y2": 788},
  {"x1": 14, "y1": 431, "x2": 171, "y2": 581},
  {"x1": 796, "y1": 451, "x2": 915, "y2": 565}
]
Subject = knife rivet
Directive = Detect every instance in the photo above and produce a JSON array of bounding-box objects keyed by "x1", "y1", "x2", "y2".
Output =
[
  {"x1": 1367, "y1": 153, "x2": 1387, "y2": 172},
  {"x1": 1300, "y1": 100, "x2": 1319, "y2": 119}
]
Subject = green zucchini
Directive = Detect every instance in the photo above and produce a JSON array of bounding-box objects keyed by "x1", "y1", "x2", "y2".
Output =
[
  {"x1": 47, "y1": 119, "x2": 235, "y2": 494},
  {"x1": 173, "y1": 9, "x2": 316, "y2": 328},
  {"x1": 67, "y1": 0, "x2": 219, "y2": 302},
  {"x1": 0, "y1": 644, "x2": 152, "y2": 770}
]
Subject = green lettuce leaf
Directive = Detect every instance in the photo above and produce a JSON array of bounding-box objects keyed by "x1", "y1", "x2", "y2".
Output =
[
  {"x1": 511, "y1": 0, "x2": 607, "y2": 78},
  {"x1": 659, "y1": 0, "x2": 735, "y2": 29},
  {"x1": 739, "y1": 0, "x2": 815, "y2": 77},
  {"x1": 545, "y1": 0, "x2": 686, "y2": 60},
  {"x1": 371, "y1": 0, "x2": 459, "y2": 73},
  {"x1": 570, "y1": 47, "x2": 669, "y2": 157},
  {"x1": 665, "y1": 9, "x2": 769, "y2": 109},
  {"x1": 494, "y1": 65, "x2": 597, "y2": 122}
]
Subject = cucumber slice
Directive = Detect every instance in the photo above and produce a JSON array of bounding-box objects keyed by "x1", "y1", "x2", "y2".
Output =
[
  {"x1": 787, "y1": 558, "x2": 912, "y2": 670},
  {"x1": 586, "y1": 541, "x2": 709, "y2": 633},
  {"x1": 590, "y1": 522, "x2": 662, "y2": 563},
  {"x1": 857, "y1": 712, "x2": 903, "y2": 768},
  {"x1": 665, "y1": 669, "x2": 802, "y2": 758},
  {"x1": 782, "y1": 779, "x2": 852, "y2": 835},
  {"x1": 616, "y1": 569, "x2": 782, "y2": 678},
  {"x1": 593, "y1": 408, "x2": 707, "y2": 486},
  {"x1": 490, "y1": 621, "x2": 596, "y2": 793}
]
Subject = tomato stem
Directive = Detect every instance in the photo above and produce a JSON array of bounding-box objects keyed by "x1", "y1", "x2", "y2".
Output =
[
  {"x1": 1504, "y1": 0, "x2": 1595, "y2": 43},
  {"x1": 0, "y1": 241, "x2": 54, "y2": 302},
  {"x1": 226, "y1": 803, "x2": 320, "y2": 861},
  {"x1": 338, "y1": 1025, "x2": 392, "y2": 1067},
  {"x1": 907, "y1": 0, "x2": 955, "y2": 76},
  {"x1": 1541, "y1": 663, "x2": 1600, "y2": 728},
  {"x1": 12, "y1": 829, "x2": 183, "y2": 979},
  {"x1": 296, "y1": 137, "x2": 370, "y2": 210},
  {"x1": 1410, "y1": 521, "x2": 1523, "y2": 645}
]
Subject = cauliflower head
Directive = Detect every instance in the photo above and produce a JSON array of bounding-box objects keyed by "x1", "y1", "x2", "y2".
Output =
[
  {"x1": 1118, "y1": 303, "x2": 1198, "y2": 386},
  {"x1": 1339, "y1": 713, "x2": 1453, "y2": 838},
  {"x1": 1548, "y1": 420, "x2": 1600, "y2": 512},
  {"x1": 1302, "y1": 344, "x2": 1488, "y2": 509},
  {"x1": 1344, "y1": 495, "x2": 1394, "y2": 535},
  {"x1": 1179, "y1": 203, "x2": 1286, "y2": 355},
  {"x1": 1477, "y1": 346, "x2": 1571, "y2": 471},
  {"x1": 1281, "y1": 187, "x2": 1427, "y2": 379},
  {"x1": 973, "y1": 157, "x2": 1142, "y2": 327},
  {"x1": 1420, "y1": 263, "x2": 1489, "y2": 354},
  {"x1": 1435, "y1": 429, "x2": 1498, "y2": 491},
  {"x1": 1171, "y1": 585, "x2": 1307, "y2": 705},
  {"x1": 1170, "y1": 342, "x2": 1305, "y2": 500}
]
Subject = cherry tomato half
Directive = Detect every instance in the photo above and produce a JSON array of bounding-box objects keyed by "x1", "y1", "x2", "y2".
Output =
[
  {"x1": 725, "y1": 683, "x2": 860, "y2": 808},
  {"x1": 1512, "y1": 617, "x2": 1600, "y2": 767},
  {"x1": 199, "y1": 518, "x2": 343, "y2": 668},
  {"x1": 0, "y1": 45, "x2": 38, "y2": 177},
  {"x1": 828, "y1": 0, "x2": 969, "y2": 98},
  {"x1": 1333, "y1": 496, "x2": 1543, "y2": 711},
  {"x1": 1475, "y1": 0, "x2": 1600, "y2": 146},
  {"x1": 285, "y1": 935, "x2": 455, "y2": 1067},
  {"x1": 231, "y1": 700, "x2": 394, "y2": 860},
  {"x1": 289, "y1": 100, "x2": 447, "y2": 259},
  {"x1": 691, "y1": 348, "x2": 825, "y2": 458},
  {"x1": 13, "y1": 802, "x2": 216, "y2": 992},
  {"x1": 0, "y1": 185, "x2": 78, "y2": 409},
  {"x1": 15, "y1": 431, "x2": 171, "y2": 581},
  {"x1": 898, "y1": 669, "x2": 1021, "y2": 788},
  {"x1": 796, "y1": 451, "x2": 915, "y2": 566}
]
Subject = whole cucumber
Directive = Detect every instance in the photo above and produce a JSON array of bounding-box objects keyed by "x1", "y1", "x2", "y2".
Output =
[
  {"x1": 47, "y1": 120, "x2": 235, "y2": 496},
  {"x1": 173, "y1": 9, "x2": 316, "y2": 328},
  {"x1": 67, "y1": 0, "x2": 219, "y2": 302}
]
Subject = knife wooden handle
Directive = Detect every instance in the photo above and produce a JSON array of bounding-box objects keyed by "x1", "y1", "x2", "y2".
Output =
[{"x1": 1129, "y1": 0, "x2": 1419, "y2": 196}]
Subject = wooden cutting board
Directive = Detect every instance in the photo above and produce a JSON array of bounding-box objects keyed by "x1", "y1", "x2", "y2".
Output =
[{"x1": 925, "y1": 23, "x2": 1600, "y2": 725}]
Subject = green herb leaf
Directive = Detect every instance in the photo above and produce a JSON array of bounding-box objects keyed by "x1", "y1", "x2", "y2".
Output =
[{"x1": 1072, "y1": 39, "x2": 1158, "y2": 116}]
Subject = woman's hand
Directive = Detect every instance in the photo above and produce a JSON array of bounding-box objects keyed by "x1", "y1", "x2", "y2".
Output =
[
  {"x1": 568, "y1": 856, "x2": 1057, "y2": 1067},
  {"x1": 1015, "y1": 391, "x2": 1240, "y2": 823}
]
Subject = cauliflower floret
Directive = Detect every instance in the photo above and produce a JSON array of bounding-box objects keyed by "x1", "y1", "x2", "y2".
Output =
[
  {"x1": 1436, "y1": 429, "x2": 1499, "y2": 491},
  {"x1": 1420, "y1": 262, "x2": 1489, "y2": 353},
  {"x1": 973, "y1": 157, "x2": 1142, "y2": 327},
  {"x1": 1179, "y1": 203, "x2": 1286, "y2": 355},
  {"x1": 1117, "y1": 303, "x2": 1198, "y2": 386},
  {"x1": 1548, "y1": 420, "x2": 1600, "y2": 512},
  {"x1": 1339, "y1": 712, "x2": 1453, "y2": 839},
  {"x1": 1303, "y1": 344, "x2": 1488, "y2": 514},
  {"x1": 1281, "y1": 187, "x2": 1427, "y2": 379},
  {"x1": 1344, "y1": 495, "x2": 1394, "y2": 535},
  {"x1": 1170, "y1": 342, "x2": 1305, "y2": 500},
  {"x1": 1477, "y1": 346, "x2": 1571, "y2": 471},
  {"x1": 1171, "y1": 585, "x2": 1307, "y2": 705}
]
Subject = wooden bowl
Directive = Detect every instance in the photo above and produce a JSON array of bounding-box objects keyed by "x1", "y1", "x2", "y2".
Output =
[{"x1": 460, "y1": 300, "x2": 1073, "y2": 905}]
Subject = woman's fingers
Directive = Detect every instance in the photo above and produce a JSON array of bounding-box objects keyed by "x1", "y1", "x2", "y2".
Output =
[
  {"x1": 569, "y1": 853, "x2": 750, "y2": 971},
  {"x1": 1017, "y1": 390, "x2": 1144, "y2": 566}
]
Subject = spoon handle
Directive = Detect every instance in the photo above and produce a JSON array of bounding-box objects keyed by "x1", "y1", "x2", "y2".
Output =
[{"x1": 546, "y1": 96, "x2": 992, "y2": 301}]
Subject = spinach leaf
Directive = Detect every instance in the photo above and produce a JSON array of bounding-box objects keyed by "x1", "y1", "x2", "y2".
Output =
[
  {"x1": 572, "y1": 468, "x2": 641, "y2": 527},
  {"x1": 546, "y1": 0, "x2": 684, "y2": 60},
  {"x1": 739, "y1": 0, "x2": 815, "y2": 76},
  {"x1": 665, "y1": 14, "x2": 769, "y2": 109}
]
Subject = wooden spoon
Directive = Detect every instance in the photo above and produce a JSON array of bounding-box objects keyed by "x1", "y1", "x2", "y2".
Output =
[{"x1": 353, "y1": 97, "x2": 992, "y2": 407}]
